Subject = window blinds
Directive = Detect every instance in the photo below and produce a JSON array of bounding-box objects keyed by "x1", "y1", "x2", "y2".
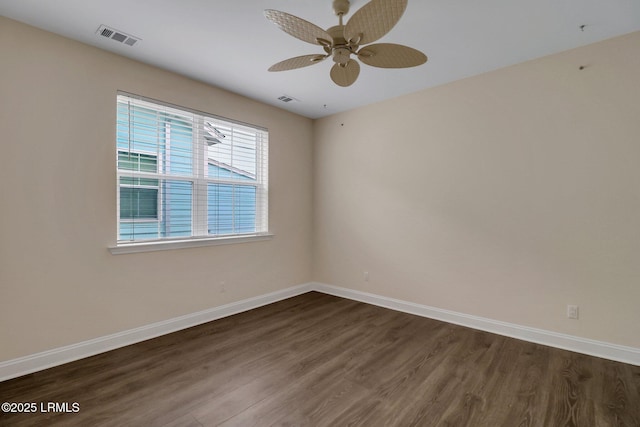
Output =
[{"x1": 116, "y1": 93, "x2": 268, "y2": 243}]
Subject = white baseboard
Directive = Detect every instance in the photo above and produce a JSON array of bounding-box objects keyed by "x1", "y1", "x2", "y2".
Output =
[
  {"x1": 312, "y1": 282, "x2": 640, "y2": 366},
  {"x1": 2, "y1": 281, "x2": 638, "y2": 382},
  {"x1": 0, "y1": 283, "x2": 314, "y2": 382}
]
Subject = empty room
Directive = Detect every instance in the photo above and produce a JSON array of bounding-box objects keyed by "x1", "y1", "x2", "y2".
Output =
[{"x1": 1, "y1": 0, "x2": 639, "y2": 425}]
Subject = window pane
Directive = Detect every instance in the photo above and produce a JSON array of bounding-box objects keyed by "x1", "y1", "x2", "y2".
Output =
[
  {"x1": 206, "y1": 123, "x2": 257, "y2": 181},
  {"x1": 161, "y1": 180, "x2": 192, "y2": 238},
  {"x1": 120, "y1": 177, "x2": 158, "y2": 187},
  {"x1": 118, "y1": 151, "x2": 157, "y2": 173},
  {"x1": 208, "y1": 183, "x2": 234, "y2": 235},
  {"x1": 119, "y1": 222, "x2": 161, "y2": 241},
  {"x1": 120, "y1": 187, "x2": 158, "y2": 220},
  {"x1": 139, "y1": 178, "x2": 159, "y2": 186},
  {"x1": 119, "y1": 179, "x2": 193, "y2": 241},
  {"x1": 165, "y1": 116, "x2": 193, "y2": 176},
  {"x1": 235, "y1": 186, "x2": 256, "y2": 233},
  {"x1": 118, "y1": 151, "x2": 137, "y2": 171},
  {"x1": 207, "y1": 184, "x2": 256, "y2": 235},
  {"x1": 139, "y1": 153, "x2": 157, "y2": 172}
]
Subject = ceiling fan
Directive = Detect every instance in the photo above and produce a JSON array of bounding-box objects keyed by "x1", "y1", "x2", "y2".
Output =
[{"x1": 264, "y1": 0, "x2": 427, "y2": 87}]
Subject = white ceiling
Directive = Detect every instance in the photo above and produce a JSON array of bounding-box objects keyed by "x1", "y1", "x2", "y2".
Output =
[{"x1": 1, "y1": 0, "x2": 639, "y2": 119}]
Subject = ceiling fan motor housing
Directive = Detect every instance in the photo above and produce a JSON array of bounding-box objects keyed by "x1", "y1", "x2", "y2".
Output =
[
  {"x1": 327, "y1": 25, "x2": 357, "y2": 65},
  {"x1": 332, "y1": 0, "x2": 350, "y2": 16}
]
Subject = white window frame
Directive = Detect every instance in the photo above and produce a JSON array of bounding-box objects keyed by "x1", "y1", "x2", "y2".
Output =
[{"x1": 110, "y1": 93, "x2": 271, "y2": 255}]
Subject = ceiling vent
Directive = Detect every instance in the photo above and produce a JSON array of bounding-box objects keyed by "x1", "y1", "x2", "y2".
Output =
[
  {"x1": 96, "y1": 25, "x2": 140, "y2": 46},
  {"x1": 277, "y1": 95, "x2": 299, "y2": 103}
]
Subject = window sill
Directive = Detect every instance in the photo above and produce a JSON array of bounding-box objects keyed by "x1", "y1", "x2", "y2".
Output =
[{"x1": 109, "y1": 233, "x2": 274, "y2": 255}]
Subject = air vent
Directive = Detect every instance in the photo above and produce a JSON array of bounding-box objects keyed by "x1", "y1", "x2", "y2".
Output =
[
  {"x1": 277, "y1": 95, "x2": 299, "y2": 103},
  {"x1": 96, "y1": 25, "x2": 140, "y2": 47}
]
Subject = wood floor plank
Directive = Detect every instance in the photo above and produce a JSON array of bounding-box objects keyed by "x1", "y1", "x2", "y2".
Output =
[
  {"x1": 214, "y1": 315, "x2": 382, "y2": 425},
  {"x1": 1, "y1": 291, "x2": 639, "y2": 426},
  {"x1": 598, "y1": 359, "x2": 640, "y2": 426},
  {"x1": 160, "y1": 412, "x2": 204, "y2": 427},
  {"x1": 491, "y1": 342, "x2": 551, "y2": 427},
  {"x1": 542, "y1": 354, "x2": 596, "y2": 427}
]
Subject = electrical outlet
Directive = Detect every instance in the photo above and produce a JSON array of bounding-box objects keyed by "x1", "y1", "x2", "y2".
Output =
[
  {"x1": 363, "y1": 271, "x2": 369, "y2": 282},
  {"x1": 220, "y1": 281, "x2": 226, "y2": 293},
  {"x1": 567, "y1": 304, "x2": 579, "y2": 319}
]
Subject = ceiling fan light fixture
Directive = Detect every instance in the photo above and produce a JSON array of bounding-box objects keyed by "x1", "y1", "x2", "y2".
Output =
[{"x1": 333, "y1": 48, "x2": 351, "y2": 64}]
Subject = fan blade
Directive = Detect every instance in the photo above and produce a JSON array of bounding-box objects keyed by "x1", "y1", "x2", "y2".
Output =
[
  {"x1": 268, "y1": 54, "x2": 328, "y2": 72},
  {"x1": 264, "y1": 10, "x2": 332, "y2": 46},
  {"x1": 344, "y1": 0, "x2": 408, "y2": 45},
  {"x1": 358, "y1": 43, "x2": 427, "y2": 68},
  {"x1": 330, "y1": 60, "x2": 360, "y2": 87}
]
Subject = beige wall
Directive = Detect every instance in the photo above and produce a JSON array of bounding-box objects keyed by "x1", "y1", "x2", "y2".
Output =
[
  {"x1": 313, "y1": 31, "x2": 640, "y2": 348},
  {"x1": 0, "y1": 17, "x2": 314, "y2": 361},
  {"x1": 2, "y1": 14, "x2": 639, "y2": 364}
]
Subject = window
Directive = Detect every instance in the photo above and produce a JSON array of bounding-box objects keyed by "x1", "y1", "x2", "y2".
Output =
[
  {"x1": 118, "y1": 151, "x2": 159, "y2": 220},
  {"x1": 116, "y1": 93, "x2": 268, "y2": 245}
]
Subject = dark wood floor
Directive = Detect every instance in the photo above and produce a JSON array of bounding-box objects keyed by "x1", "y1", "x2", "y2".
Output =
[{"x1": 1, "y1": 292, "x2": 639, "y2": 426}]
